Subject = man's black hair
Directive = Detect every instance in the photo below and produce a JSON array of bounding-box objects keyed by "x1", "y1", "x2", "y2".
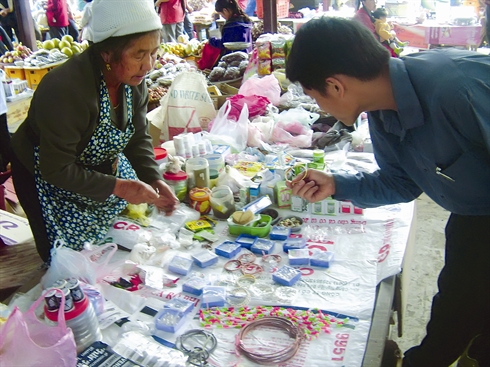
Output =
[{"x1": 286, "y1": 17, "x2": 390, "y2": 94}]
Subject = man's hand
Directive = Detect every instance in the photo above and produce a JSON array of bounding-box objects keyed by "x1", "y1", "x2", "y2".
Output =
[
  {"x1": 0, "y1": 9, "x2": 8, "y2": 17},
  {"x1": 286, "y1": 169, "x2": 336, "y2": 203},
  {"x1": 150, "y1": 179, "x2": 179, "y2": 215}
]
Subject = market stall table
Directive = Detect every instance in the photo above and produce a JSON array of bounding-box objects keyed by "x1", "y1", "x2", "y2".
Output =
[{"x1": 392, "y1": 22, "x2": 483, "y2": 49}]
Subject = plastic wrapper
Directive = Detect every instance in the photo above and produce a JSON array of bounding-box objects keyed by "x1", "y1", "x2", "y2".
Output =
[
  {"x1": 112, "y1": 331, "x2": 187, "y2": 367},
  {"x1": 221, "y1": 51, "x2": 248, "y2": 63},
  {"x1": 256, "y1": 40, "x2": 271, "y2": 59},
  {"x1": 271, "y1": 38, "x2": 286, "y2": 58},
  {"x1": 258, "y1": 59, "x2": 272, "y2": 76}
]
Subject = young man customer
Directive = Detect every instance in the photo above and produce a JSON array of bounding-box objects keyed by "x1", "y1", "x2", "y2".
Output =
[{"x1": 286, "y1": 17, "x2": 490, "y2": 367}]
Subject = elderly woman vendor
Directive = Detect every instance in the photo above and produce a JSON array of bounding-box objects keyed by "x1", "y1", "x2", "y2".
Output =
[{"x1": 10, "y1": 0, "x2": 178, "y2": 262}]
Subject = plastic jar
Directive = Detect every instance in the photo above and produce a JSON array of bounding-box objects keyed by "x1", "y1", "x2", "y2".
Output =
[
  {"x1": 45, "y1": 297, "x2": 101, "y2": 353},
  {"x1": 210, "y1": 186, "x2": 236, "y2": 220},
  {"x1": 154, "y1": 147, "x2": 168, "y2": 166},
  {"x1": 204, "y1": 154, "x2": 225, "y2": 175},
  {"x1": 189, "y1": 187, "x2": 212, "y2": 215},
  {"x1": 163, "y1": 171, "x2": 188, "y2": 201},
  {"x1": 209, "y1": 169, "x2": 219, "y2": 189},
  {"x1": 186, "y1": 157, "x2": 210, "y2": 189}
]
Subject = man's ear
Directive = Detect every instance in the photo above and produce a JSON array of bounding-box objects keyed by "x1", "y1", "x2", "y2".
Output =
[{"x1": 325, "y1": 77, "x2": 345, "y2": 97}]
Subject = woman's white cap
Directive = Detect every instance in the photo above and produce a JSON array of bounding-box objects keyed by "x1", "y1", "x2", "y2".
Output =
[{"x1": 91, "y1": 0, "x2": 161, "y2": 43}]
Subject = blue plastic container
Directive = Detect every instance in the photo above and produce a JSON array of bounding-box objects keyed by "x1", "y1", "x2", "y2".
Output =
[
  {"x1": 182, "y1": 276, "x2": 210, "y2": 295},
  {"x1": 288, "y1": 249, "x2": 310, "y2": 265},
  {"x1": 154, "y1": 308, "x2": 186, "y2": 333},
  {"x1": 192, "y1": 250, "x2": 219, "y2": 268},
  {"x1": 272, "y1": 265, "x2": 302, "y2": 286},
  {"x1": 250, "y1": 238, "x2": 275, "y2": 255},
  {"x1": 283, "y1": 237, "x2": 307, "y2": 253},
  {"x1": 310, "y1": 251, "x2": 335, "y2": 268},
  {"x1": 215, "y1": 241, "x2": 242, "y2": 258},
  {"x1": 168, "y1": 255, "x2": 194, "y2": 275},
  {"x1": 235, "y1": 234, "x2": 258, "y2": 249}
]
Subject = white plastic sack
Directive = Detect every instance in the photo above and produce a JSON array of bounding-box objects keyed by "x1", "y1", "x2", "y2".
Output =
[
  {"x1": 150, "y1": 71, "x2": 216, "y2": 142},
  {"x1": 41, "y1": 240, "x2": 97, "y2": 288},
  {"x1": 206, "y1": 100, "x2": 249, "y2": 153}
]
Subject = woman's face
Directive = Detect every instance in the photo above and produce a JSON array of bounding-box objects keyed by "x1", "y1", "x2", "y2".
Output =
[
  {"x1": 363, "y1": 0, "x2": 376, "y2": 12},
  {"x1": 219, "y1": 8, "x2": 233, "y2": 20},
  {"x1": 109, "y1": 32, "x2": 160, "y2": 87}
]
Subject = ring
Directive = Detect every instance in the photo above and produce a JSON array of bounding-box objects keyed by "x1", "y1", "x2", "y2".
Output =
[
  {"x1": 236, "y1": 274, "x2": 256, "y2": 288},
  {"x1": 238, "y1": 253, "x2": 256, "y2": 264},
  {"x1": 241, "y1": 263, "x2": 264, "y2": 275},
  {"x1": 262, "y1": 254, "x2": 282, "y2": 264},
  {"x1": 224, "y1": 259, "x2": 242, "y2": 272}
]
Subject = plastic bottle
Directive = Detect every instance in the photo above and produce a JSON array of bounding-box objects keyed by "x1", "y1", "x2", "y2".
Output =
[
  {"x1": 210, "y1": 186, "x2": 236, "y2": 219},
  {"x1": 45, "y1": 296, "x2": 102, "y2": 353}
]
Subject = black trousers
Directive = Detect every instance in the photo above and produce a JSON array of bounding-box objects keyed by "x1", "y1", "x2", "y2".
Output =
[
  {"x1": 403, "y1": 214, "x2": 490, "y2": 367},
  {"x1": 10, "y1": 154, "x2": 51, "y2": 262}
]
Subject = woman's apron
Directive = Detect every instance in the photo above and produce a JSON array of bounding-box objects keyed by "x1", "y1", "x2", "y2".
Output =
[{"x1": 33, "y1": 78, "x2": 137, "y2": 251}]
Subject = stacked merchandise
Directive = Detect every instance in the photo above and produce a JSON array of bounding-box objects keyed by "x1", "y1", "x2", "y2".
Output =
[{"x1": 255, "y1": 34, "x2": 294, "y2": 76}]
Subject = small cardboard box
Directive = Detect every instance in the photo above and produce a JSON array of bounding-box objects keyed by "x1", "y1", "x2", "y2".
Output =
[{"x1": 0, "y1": 209, "x2": 33, "y2": 245}]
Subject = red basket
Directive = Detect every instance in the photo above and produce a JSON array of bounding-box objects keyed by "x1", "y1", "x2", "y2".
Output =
[{"x1": 256, "y1": 0, "x2": 290, "y2": 19}]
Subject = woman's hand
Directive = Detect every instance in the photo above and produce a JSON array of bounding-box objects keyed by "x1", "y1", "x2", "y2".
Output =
[
  {"x1": 285, "y1": 169, "x2": 336, "y2": 203},
  {"x1": 113, "y1": 179, "x2": 159, "y2": 205},
  {"x1": 150, "y1": 180, "x2": 179, "y2": 215}
]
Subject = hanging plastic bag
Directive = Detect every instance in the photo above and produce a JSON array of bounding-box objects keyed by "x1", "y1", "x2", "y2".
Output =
[
  {"x1": 238, "y1": 74, "x2": 281, "y2": 106},
  {"x1": 206, "y1": 100, "x2": 249, "y2": 153},
  {"x1": 41, "y1": 240, "x2": 97, "y2": 288},
  {"x1": 197, "y1": 42, "x2": 222, "y2": 70},
  {"x1": 0, "y1": 288, "x2": 77, "y2": 366},
  {"x1": 226, "y1": 94, "x2": 270, "y2": 121}
]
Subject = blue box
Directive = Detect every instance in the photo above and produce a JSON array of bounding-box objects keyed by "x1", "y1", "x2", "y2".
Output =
[
  {"x1": 235, "y1": 234, "x2": 258, "y2": 249},
  {"x1": 272, "y1": 265, "x2": 302, "y2": 286},
  {"x1": 288, "y1": 249, "x2": 310, "y2": 265},
  {"x1": 215, "y1": 241, "x2": 242, "y2": 258},
  {"x1": 283, "y1": 237, "x2": 307, "y2": 253},
  {"x1": 164, "y1": 297, "x2": 195, "y2": 315},
  {"x1": 168, "y1": 255, "x2": 194, "y2": 275},
  {"x1": 192, "y1": 250, "x2": 219, "y2": 268},
  {"x1": 201, "y1": 286, "x2": 227, "y2": 308},
  {"x1": 269, "y1": 226, "x2": 291, "y2": 241},
  {"x1": 250, "y1": 238, "x2": 275, "y2": 255},
  {"x1": 154, "y1": 308, "x2": 186, "y2": 333},
  {"x1": 310, "y1": 251, "x2": 334, "y2": 268},
  {"x1": 182, "y1": 276, "x2": 210, "y2": 295}
]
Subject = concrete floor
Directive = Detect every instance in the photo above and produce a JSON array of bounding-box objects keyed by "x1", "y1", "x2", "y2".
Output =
[{"x1": 390, "y1": 193, "x2": 450, "y2": 355}]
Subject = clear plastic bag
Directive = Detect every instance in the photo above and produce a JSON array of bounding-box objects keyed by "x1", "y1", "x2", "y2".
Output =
[
  {"x1": 206, "y1": 100, "x2": 249, "y2": 153},
  {"x1": 41, "y1": 240, "x2": 97, "y2": 288}
]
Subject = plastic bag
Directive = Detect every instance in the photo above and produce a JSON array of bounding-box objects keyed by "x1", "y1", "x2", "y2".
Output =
[
  {"x1": 272, "y1": 120, "x2": 313, "y2": 148},
  {"x1": 0, "y1": 288, "x2": 77, "y2": 366},
  {"x1": 80, "y1": 242, "x2": 119, "y2": 282},
  {"x1": 247, "y1": 116, "x2": 276, "y2": 148},
  {"x1": 216, "y1": 166, "x2": 252, "y2": 194},
  {"x1": 239, "y1": 74, "x2": 281, "y2": 106},
  {"x1": 226, "y1": 94, "x2": 270, "y2": 121},
  {"x1": 41, "y1": 240, "x2": 97, "y2": 288},
  {"x1": 206, "y1": 100, "x2": 249, "y2": 153}
]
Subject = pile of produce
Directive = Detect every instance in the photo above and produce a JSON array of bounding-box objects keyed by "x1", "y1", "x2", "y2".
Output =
[
  {"x1": 208, "y1": 52, "x2": 249, "y2": 82},
  {"x1": 148, "y1": 86, "x2": 168, "y2": 104},
  {"x1": 0, "y1": 43, "x2": 33, "y2": 64},
  {"x1": 252, "y1": 22, "x2": 292, "y2": 41},
  {"x1": 36, "y1": 35, "x2": 88, "y2": 58},
  {"x1": 159, "y1": 39, "x2": 204, "y2": 59}
]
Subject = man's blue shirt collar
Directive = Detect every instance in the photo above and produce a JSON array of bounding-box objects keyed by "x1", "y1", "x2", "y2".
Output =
[{"x1": 375, "y1": 57, "x2": 425, "y2": 140}]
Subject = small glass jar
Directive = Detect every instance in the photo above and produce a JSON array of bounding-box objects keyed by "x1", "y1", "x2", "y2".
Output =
[
  {"x1": 163, "y1": 171, "x2": 188, "y2": 201},
  {"x1": 189, "y1": 187, "x2": 212, "y2": 215}
]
